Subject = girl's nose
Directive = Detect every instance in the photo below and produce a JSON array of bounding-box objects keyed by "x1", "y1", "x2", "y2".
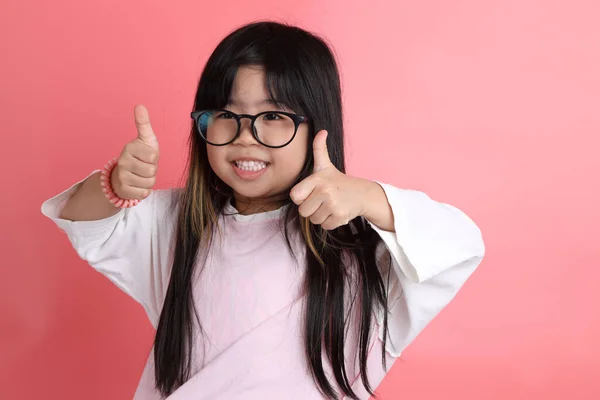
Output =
[{"x1": 232, "y1": 118, "x2": 259, "y2": 146}]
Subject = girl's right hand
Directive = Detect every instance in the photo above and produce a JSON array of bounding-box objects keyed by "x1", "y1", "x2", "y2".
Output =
[{"x1": 111, "y1": 105, "x2": 160, "y2": 201}]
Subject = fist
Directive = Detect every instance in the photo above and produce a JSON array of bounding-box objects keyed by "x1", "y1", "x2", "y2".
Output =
[
  {"x1": 111, "y1": 105, "x2": 160, "y2": 201},
  {"x1": 290, "y1": 130, "x2": 369, "y2": 231}
]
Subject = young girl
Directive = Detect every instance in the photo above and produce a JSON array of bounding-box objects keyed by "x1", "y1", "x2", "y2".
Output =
[{"x1": 42, "y1": 22, "x2": 485, "y2": 400}]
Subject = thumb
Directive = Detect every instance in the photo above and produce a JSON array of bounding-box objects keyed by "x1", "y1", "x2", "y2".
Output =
[
  {"x1": 312, "y1": 130, "x2": 332, "y2": 173},
  {"x1": 134, "y1": 104, "x2": 159, "y2": 151}
]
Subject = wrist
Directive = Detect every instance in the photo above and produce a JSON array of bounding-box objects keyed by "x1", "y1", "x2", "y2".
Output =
[
  {"x1": 360, "y1": 180, "x2": 395, "y2": 232},
  {"x1": 360, "y1": 180, "x2": 377, "y2": 216},
  {"x1": 101, "y1": 158, "x2": 139, "y2": 208}
]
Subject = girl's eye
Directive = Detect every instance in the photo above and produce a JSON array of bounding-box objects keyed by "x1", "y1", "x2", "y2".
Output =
[
  {"x1": 263, "y1": 113, "x2": 282, "y2": 121},
  {"x1": 217, "y1": 112, "x2": 235, "y2": 119}
]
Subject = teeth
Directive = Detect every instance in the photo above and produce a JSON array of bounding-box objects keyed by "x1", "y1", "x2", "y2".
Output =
[{"x1": 235, "y1": 160, "x2": 268, "y2": 172}]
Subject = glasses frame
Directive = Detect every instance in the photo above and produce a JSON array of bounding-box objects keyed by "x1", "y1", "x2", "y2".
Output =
[{"x1": 190, "y1": 109, "x2": 309, "y2": 148}]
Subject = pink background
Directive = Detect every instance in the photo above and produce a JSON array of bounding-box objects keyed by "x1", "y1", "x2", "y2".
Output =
[{"x1": 2, "y1": 0, "x2": 599, "y2": 398}]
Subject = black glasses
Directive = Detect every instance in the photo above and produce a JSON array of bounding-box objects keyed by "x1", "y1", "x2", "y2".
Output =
[{"x1": 190, "y1": 109, "x2": 309, "y2": 148}]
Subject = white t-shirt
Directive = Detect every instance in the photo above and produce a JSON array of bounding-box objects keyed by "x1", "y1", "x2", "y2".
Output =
[{"x1": 41, "y1": 172, "x2": 485, "y2": 399}]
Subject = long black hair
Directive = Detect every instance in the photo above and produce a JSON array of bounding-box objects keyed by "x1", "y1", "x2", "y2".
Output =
[{"x1": 153, "y1": 21, "x2": 391, "y2": 399}]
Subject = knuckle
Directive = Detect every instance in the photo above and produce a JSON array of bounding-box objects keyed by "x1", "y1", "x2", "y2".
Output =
[
  {"x1": 117, "y1": 159, "x2": 130, "y2": 174},
  {"x1": 290, "y1": 192, "x2": 301, "y2": 204},
  {"x1": 124, "y1": 142, "x2": 135, "y2": 154},
  {"x1": 116, "y1": 156, "x2": 126, "y2": 169}
]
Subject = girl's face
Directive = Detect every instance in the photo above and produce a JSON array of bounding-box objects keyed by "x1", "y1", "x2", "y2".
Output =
[{"x1": 206, "y1": 65, "x2": 310, "y2": 213}]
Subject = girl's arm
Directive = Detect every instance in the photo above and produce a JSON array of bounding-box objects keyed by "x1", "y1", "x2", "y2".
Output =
[
  {"x1": 60, "y1": 105, "x2": 159, "y2": 222},
  {"x1": 59, "y1": 171, "x2": 120, "y2": 221},
  {"x1": 41, "y1": 177, "x2": 176, "y2": 328},
  {"x1": 364, "y1": 183, "x2": 485, "y2": 356}
]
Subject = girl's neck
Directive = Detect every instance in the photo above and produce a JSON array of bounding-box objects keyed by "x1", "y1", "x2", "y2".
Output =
[{"x1": 232, "y1": 194, "x2": 288, "y2": 215}]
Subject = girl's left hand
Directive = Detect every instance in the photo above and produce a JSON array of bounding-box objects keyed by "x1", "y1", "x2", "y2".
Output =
[{"x1": 290, "y1": 130, "x2": 379, "y2": 231}]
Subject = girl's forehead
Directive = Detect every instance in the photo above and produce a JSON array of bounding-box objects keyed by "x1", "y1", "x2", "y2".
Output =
[
  {"x1": 231, "y1": 66, "x2": 266, "y2": 93},
  {"x1": 228, "y1": 66, "x2": 293, "y2": 112},
  {"x1": 227, "y1": 65, "x2": 299, "y2": 114},
  {"x1": 228, "y1": 66, "x2": 270, "y2": 107}
]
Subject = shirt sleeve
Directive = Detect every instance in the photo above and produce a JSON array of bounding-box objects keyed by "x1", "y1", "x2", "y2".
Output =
[
  {"x1": 366, "y1": 182, "x2": 485, "y2": 357},
  {"x1": 40, "y1": 171, "x2": 177, "y2": 327}
]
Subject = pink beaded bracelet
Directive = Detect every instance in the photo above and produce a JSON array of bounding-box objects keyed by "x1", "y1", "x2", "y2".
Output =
[{"x1": 100, "y1": 158, "x2": 140, "y2": 208}]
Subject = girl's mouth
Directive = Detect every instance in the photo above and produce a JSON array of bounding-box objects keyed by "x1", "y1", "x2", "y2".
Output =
[
  {"x1": 233, "y1": 160, "x2": 269, "y2": 172},
  {"x1": 231, "y1": 160, "x2": 270, "y2": 180}
]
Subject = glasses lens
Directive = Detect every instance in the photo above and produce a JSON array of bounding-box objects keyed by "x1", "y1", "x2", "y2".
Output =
[
  {"x1": 198, "y1": 110, "x2": 238, "y2": 145},
  {"x1": 254, "y1": 112, "x2": 296, "y2": 147}
]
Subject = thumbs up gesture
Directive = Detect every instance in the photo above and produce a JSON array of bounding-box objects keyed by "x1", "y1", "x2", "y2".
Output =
[
  {"x1": 290, "y1": 130, "x2": 374, "y2": 231},
  {"x1": 111, "y1": 105, "x2": 160, "y2": 201}
]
